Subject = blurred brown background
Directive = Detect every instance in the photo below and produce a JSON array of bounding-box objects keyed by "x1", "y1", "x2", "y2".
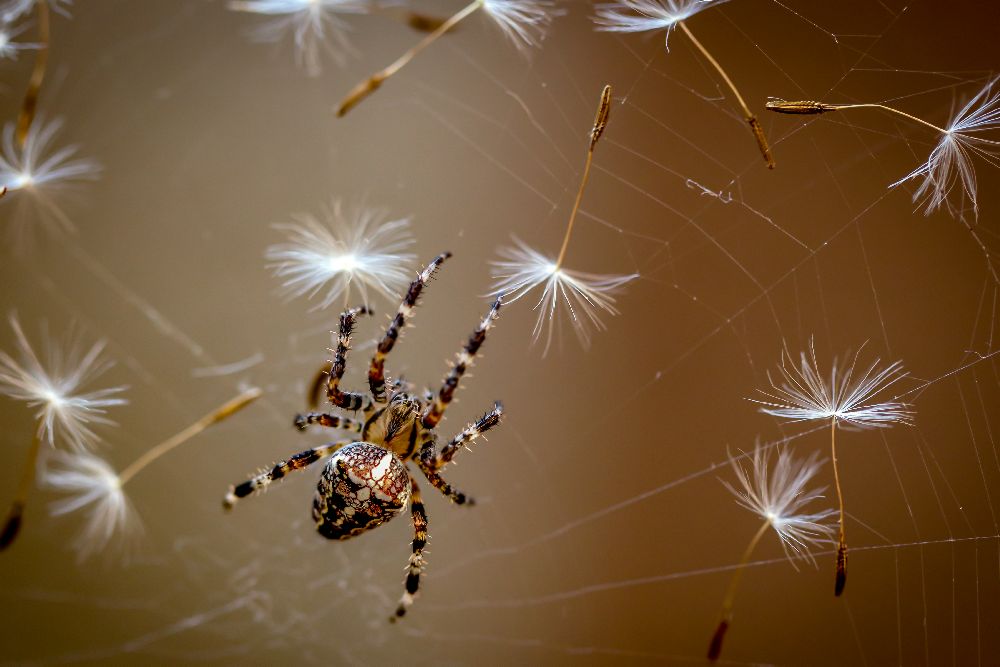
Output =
[{"x1": 2, "y1": 0, "x2": 1000, "y2": 664}]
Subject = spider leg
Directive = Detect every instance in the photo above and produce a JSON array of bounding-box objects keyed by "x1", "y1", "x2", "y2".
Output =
[
  {"x1": 308, "y1": 352, "x2": 390, "y2": 410},
  {"x1": 437, "y1": 402, "x2": 504, "y2": 467},
  {"x1": 415, "y1": 404, "x2": 503, "y2": 506},
  {"x1": 293, "y1": 412, "x2": 365, "y2": 433},
  {"x1": 325, "y1": 306, "x2": 372, "y2": 412},
  {"x1": 421, "y1": 297, "x2": 502, "y2": 429},
  {"x1": 415, "y1": 464, "x2": 475, "y2": 506},
  {"x1": 368, "y1": 252, "x2": 451, "y2": 404},
  {"x1": 223, "y1": 440, "x2": 351, "y2": 510},
  {"x1": 391, "y1": 476, "x2": 428, "y2": 622}
]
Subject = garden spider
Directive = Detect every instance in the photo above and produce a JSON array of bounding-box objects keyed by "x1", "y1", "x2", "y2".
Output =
[{"x1": 223, "y1": 252, "x2": 504, "y2": 621}]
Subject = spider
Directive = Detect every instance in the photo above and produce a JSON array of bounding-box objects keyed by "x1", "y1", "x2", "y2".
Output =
[{"x1": 223, "y1": 252, "x2": 504, "y2": 621}]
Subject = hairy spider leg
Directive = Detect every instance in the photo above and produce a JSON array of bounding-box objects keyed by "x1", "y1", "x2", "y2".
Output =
[
  {"x1": 293, "y1": 412, "x2": 365, "y2": 433},
  {"x1": 223, "y1": 440, "x2": 351, "y2": 510},
  {"x1": 415, "y1": 465, "x2": 473, "y2": 506},
  {"x1": 307, "y1": 315, "x2": 413, "y2": 411},
  {"x1": 437, "y1": 401, "x2": 504, "y2": 467},
  {"x1": 368, "y1": 252, "x2": 451, "y2": 403},
  {"x1": 421, "y1": 297, "x2": 502, "y2": 429},
  {"x1": 415, "y1": 403, "x2": 504, "y2": 505},
  {"x1": 326, "y1": 306, "x2": 372, "y2": 411},
  {"x1": 392, "y1": 476, "x2": 428, "y2": 622},
  {"x1": 307, "y1": 365, "x2": 413, "y2": 411}
]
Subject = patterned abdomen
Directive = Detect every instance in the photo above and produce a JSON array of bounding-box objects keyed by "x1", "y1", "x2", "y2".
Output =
[{"x1": 313, "y1": 442, "x2": 410, "y2": 540}]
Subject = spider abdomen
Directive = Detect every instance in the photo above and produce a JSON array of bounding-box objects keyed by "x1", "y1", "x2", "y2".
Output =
[{"x1": 312, "y1": 442, "x2": 410, "y2": 540}]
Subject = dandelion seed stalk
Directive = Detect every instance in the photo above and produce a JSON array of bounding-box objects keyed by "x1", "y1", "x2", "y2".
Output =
[
  {"x1": 752, "y1": 342, "x2": 913, "y2": 596},
  {"x1": 117, "y1": 387, "x2": 262, "y2": 486},
  {"x1": 16, "y1": 0, "x2": 50, "y2": 147},
  {"x1": 0, "y1": 431, "x2": 41, "y2": 551},
  {"x1": 713, "y1": 444, "x2": 836, "y2": 661},
  {"x1": 766, "y1": 99, "x2": 952, "y2": 135},
  {"x1": 37, "y1": 383, "x2": 257, "y2": 563},
  {"x1": 676, "y1": 20, "x2": 774, "y2": 169},
  {"x1": 831, "y1": 418, "x2": 847, "y2": 596},
  {"x1": 707, "y1": 519, "x2": 769, "y2": 662},
  {"x1": 555, "y1": 84, "x2": 612, "y2": 269},
  {"x1": 489, "y1": 83, "x2": 635, "y2": 351},
  {"x1": 337, "y1": 0, "x2": 484, "y2": 117}
]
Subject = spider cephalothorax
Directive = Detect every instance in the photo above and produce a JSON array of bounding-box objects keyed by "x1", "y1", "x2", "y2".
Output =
[{"x1": 223, "y1": 252, "x2": 504, "y2": 620}]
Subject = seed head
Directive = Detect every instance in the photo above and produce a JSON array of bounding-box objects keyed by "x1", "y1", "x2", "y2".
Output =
[
  {"x1": 265, "y1": 199, "x2": 416, "y2": 310},
  {"x1": 0, "y1": 315, "x2": 127, "y2": 451},
  {"x1": 891, "y1": 77, "x2": 1000, "y2": 222},
  {"x1": 482, "y1": 0, "x2": 560, "y2": 50},
  {"x1": 43, "y1": 449, "x2": 138, "y2": 561},
  {"x1": 490, "y1": 238, "x2": 637, "y2": 353},
  {"x1": 593, "y1": 0, "x2": 731, "y2": 47},
  {"x1": 751, "y1": 339, "x2": 913, "y2": 429},
  {"x1": 723, "y1": 443, "x2": 836, "y2": 566}
]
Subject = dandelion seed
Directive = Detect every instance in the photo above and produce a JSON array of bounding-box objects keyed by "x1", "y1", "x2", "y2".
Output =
[
  {"x1": 336, "y1": 0, "x2": 558, "y2": 117},
  {"x1": 594, "y1": 0, "x2": 774, "y2": 168},
  {"x1": 0, "y1": 315, "x2": 126, "y2": 551},
  {"x1": 893, "y1": 80, "x2": 1000, "y2": 223},
  {"x1": 43, "y1": 387, "x2": 262, "y2": 561},
  {"x1": 0, "y1": 117, "x2": 102, "y2": 248},
  {"x1": 750, "y1": 339, "x2": 913, "y2": 596},
  {"x1": 768, "y1": 80, "x2": 1000, "y2": 279},
  {"x1": 768, "y1": 80, "x2": 1000, "y2": 222},
  {"x1": 227, "y1": 0, "x2": 371, "y2": 76},
  {"x1": 490, "y1": 85, "x2": 637, "y2": 352},
  {"x1": 265, "y1": 199, "x2": 416, "y2": 310},
  {"x1": 764, "y1": 99, "x2": 839, "y2": 116},
  {"x1": 708, "y1": 443, "x2": 835, "y2": 662}
]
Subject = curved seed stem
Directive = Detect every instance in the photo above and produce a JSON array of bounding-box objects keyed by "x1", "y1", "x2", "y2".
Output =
[
  {"x1": 831, "y1": 418, "x2": 848, "y2": 596},
  {"x1": 766, "y1": 99, "x2": 956, "y2": 137},
  {"x1": 16, "y1": 0, "x2": 51, "y2": 146},
  {"x1": 337, "y1": 0, "x2": 484, "y2": 117},
  {"x1": 677, "y1": 20, "x2": 775, "y2": 169},
  {"x1": 555, "y1": 84, "x2": 612, "y2": 269},
  {"x1": 0, "y1": 431, "x2": 42, "y2": 551},
  {"x1": 708, "y1": 519, "x2": 770, "y2": 661},
  {"x1": 118, "y1": 387, "x2": 262, "y2": 486},
  {"x1": 830, "y1": 103, "x2": 949, "y2": 135}
]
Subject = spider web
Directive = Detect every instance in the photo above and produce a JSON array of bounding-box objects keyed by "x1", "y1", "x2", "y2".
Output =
[{"x1": 1, "y1": 0, "x2": 999, "y2": 664}]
